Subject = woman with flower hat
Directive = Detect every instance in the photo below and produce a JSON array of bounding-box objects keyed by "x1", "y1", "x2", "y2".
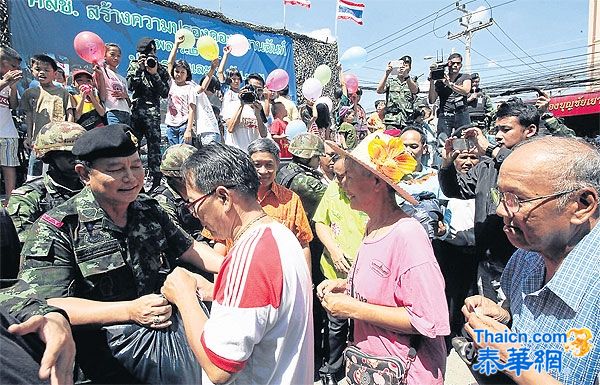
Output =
[{"x1": 317, "y1": 132, "x2": 450, "y2": 385}]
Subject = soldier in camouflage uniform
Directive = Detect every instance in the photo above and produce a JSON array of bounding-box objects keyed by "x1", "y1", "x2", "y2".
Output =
[
  {"x1": 7, "y1": 121, "x2": 86, "y2": 244},
  {"x1": 15, "y1": 124, "x2": 223, "y2": 383},
  {"x1": 151, "y1": 143, "x2": 203, "y2": 239},
  {"x1": 127, "y1": 37, "x2": 170, "y2": 189},
  {"x1": 276, "y1": 133, "x2": 328, "y2": 219},
  {"x1": 376, "y1": 55, "x2": 419, "y2": 129},
  {"x1": 275, "y1": 132, "x2": 328, "y2": 378}
]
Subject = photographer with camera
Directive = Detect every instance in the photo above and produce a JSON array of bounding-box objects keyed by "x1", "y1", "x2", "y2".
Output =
[
  {"x1": 467, "y1": 73, "x2": 494, "y2": 133},
  {"x1": 221, "y1": 73, "x2": 267, "y2": 152},
  {"x1": 428, "y1": 53, "x2": 472, "y2": 141},
  {"x1": 126, "y1": 37, "x2": 170, "y2": 189},
  {"x1": 376, "y1": 55, "x2": 419, "y2": 129}
]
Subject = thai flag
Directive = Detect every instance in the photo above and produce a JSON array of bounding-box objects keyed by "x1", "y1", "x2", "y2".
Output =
[
  {"x1": 284, "y1": 0, "x2": 311, "y2": 9},
  {"x1": 337, "y1": 0, "x2": 365, "y2": 25}
]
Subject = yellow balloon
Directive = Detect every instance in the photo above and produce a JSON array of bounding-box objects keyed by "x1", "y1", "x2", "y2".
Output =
[{"x1": 196, "y1": 36, "x2": 219, "y2": 61}]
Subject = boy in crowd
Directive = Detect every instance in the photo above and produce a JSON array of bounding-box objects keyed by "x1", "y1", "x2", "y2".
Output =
[
  {"x1": 71, "y1": 69, "x2": 106, "y2": 130},
  {"x1": 20, "y1": 54, "x2": 74, "y2": 179},
  {"x1": 269, "y1": 101, "x2": 292, "y2": 159},
  {"x1": 0, "y1": 46, "x2": 22, "y2": 202}
]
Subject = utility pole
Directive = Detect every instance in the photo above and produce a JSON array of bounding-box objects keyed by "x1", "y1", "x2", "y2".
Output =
[{"x1": 447, "y1": 2, "x2": 494, "y2": 73}]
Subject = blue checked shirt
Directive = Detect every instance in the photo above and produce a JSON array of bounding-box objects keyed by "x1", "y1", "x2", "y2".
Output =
[{"x1": 501, "y1": 223, "x2": 600, "y2": 385}]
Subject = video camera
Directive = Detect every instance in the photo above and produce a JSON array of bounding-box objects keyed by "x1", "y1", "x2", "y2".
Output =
[
  {"x1": 429, "y1": 61, "x2": 448, "y2": 81},
  {"x1": 239, "y1": 84, "x2": 258, "y2": 104}
]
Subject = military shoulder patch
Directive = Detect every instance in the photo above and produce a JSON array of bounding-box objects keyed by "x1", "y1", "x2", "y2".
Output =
[{"x1": 41, "y1": 213, "x2": 64, "y2": 228}]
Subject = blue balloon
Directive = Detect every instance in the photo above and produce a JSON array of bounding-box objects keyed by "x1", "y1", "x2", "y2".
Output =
[
  {"x1": 286, "y1": 120, "x2": 307, "y2": 140},
  {"x1": 28, "y1": 79, "x2": 40, "y2": 89},
  {"x1": 340, "y1": 46, "x2": 368, "y2": 70}
]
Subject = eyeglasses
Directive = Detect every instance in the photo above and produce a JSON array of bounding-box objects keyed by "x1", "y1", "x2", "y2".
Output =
[
  {"x1": 490, "y1": 187, "x2": 577, "y2": 214},
  {"x1": 186, "y1": 190, "x2": 215, "y2": 213}
]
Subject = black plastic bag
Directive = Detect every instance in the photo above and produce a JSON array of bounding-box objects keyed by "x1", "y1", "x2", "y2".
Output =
[{"x1": 104, "y1": 303, "x2": 208, "y2": 384}]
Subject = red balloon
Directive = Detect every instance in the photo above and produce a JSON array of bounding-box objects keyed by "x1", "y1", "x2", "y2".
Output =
[
  {"x1": 74, "y1": 31, "x2": 106, "y2": 64},
  {"x1": 344, "y1": 73, "x2": 359, "y2": 94}
]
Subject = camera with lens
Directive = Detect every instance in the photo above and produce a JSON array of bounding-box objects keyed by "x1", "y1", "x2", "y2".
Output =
[
  {"x1": 239, "y1": 84, "x2": 258, "y2": 104},
  {"x1": 145, "y1": 56, "x2": 157, "y2": 69},
  {"x1": 429, "y1": 61, "x2": 448, "y2": 80}
]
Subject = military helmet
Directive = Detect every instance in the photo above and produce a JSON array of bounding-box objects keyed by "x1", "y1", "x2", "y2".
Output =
[
  {"x1": 160, "y1": 144, "x2": 197, "y2": 178},
  {"x1": 34, "y1": 121, "x2": 87, "y2": 160},
  {"x1": 288, "y1": 133, "x2": 325, "y2": 159}
]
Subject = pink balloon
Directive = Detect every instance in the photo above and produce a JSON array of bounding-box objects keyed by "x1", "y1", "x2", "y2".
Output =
[
  {"x1": 344, "y1": 73, "x2": 359, "y2": 94},
  {"x1": 265, "y1": 69, "x2": 289, "y2": 92},
  {"x1": 74, "y1": 31, "x2": 106, "y2": 64}
]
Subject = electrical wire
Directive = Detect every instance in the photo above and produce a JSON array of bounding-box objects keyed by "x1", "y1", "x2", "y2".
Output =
[
  {"x1": 493, "y1": 19, "x2": 553, "y2": 72},
  {"x1": 486, "y1": 28, "x2": 545, "y2": 73}
]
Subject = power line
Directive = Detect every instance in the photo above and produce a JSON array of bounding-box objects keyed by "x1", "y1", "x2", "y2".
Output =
[
  {"x1": 493, "y1": 19, "x2": 553, "y2": 72},
  {"x1": 486, "y1": 28, "x2": 540, "y2": 73},
  {"x1": 457, "y1": 37, "x2": 521, "y2": 75}
]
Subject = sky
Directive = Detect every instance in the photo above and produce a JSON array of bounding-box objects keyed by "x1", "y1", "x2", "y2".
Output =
[{"x1": 179, "y1": 0, "x2": 591, "y2": 111}]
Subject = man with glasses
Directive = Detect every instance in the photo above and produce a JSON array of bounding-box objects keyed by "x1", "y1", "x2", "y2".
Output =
[
  {"x1": 14, "y1": 124, "x2": 224, "y2": 383},
  {"x1": 438, "y1": 98, "x2": 539, "y2": 304},
  {"x1": 462, "y1": 136, "x2": 600, "y2": 385},
  {"x1": 428, "y1": 53, "x2": 472, "y2": 140},
  {"x1": 222, "y1": 73, "x2": 268, "y2": 152}
]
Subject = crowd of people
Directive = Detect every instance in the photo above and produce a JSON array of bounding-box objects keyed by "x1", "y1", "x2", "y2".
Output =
[{"x1": 0, "y1": 34, "x2": 599, "y2": 385}]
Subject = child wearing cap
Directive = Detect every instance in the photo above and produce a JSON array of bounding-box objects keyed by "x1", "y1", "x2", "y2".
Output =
[
  {"x1": 71, "y1": 69, "x2": 106, "y2": 130},
  {"x1": 337, "y1": 106, "x2": 357, "y2": 150}
]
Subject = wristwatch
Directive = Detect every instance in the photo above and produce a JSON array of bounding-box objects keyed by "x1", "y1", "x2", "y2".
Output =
[{"x1": 485, "y1": 144, "x2": 499, "y2": 157}]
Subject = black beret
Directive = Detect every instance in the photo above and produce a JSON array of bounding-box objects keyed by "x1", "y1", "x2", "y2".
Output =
[
  {"x1": 72, "y1": 124, "x2": 138, "y2": 161},
  {"x1": 136, "y1": 37, "x2": 155, "y2": 54}
]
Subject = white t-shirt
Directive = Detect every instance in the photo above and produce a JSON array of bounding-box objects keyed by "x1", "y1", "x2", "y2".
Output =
[
  {"x1": 165, "y1": 81, "x2": 195, "y2": 127},
  {"x1": 0, "y1": 87, "x2": 18, "y2": 138},
  {"x1": 102, "y1": 67, "x2": 130, "y2": 113},
  {"x1": 202, "y1": 222, "x2": 314, "y2": 385},
  {"x1": 221, "y1": 90, "x2": 263, "y2": 152},
  {"x1": 189, "y1": 90, "x2": 219, "y2": 135}
]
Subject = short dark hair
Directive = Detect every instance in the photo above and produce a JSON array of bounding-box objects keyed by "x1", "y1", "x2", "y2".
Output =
[
  {"x1": 400, "y1": 55, "x2": 412, "y2": 65},
  {"x1": 226, "y1": 67, "x2": 241, "y2": 81},
  {"x1": 31, "y1": 54, "x2": 57, "y2": 71},
  {"x1": 271, "y1": 101, "x2": 286, "y2": 117},
  {"x1": 496, "y1": 98, "x2": 540, "y2": 130},
  {"x1": 278, "y1": 85, "x2": 289, "y2": 96},
  {"x1": 245, "y1": 73, "x2": 265, "y2": 87},
  {"x1": 447, "y1": 53, "x2": 462, "y2": 62},
  {"x1": 182, "y1": 142, "x2": 260, "y2": 199},
  {"x1": 471, "y1": 72, "x2": 480, "y2": 80},
  {"x1": 333, "y1": 86, "x2": 343, "y2": 99},
  {"x1": 0, "y1": 46, "x2": 22, "y2": 64},
  {"x1": 375, "y1": 100, "x2": 385, "y2": 109},
  {"x1": 402, "y1": 125, "x2": 427, "y2": 145},
  {"x1": 105, "y1": 43, "x2": 121, "y2": 53},
  {"x1": 171, "y1": 60, "x2": 192, "y2": 81}
]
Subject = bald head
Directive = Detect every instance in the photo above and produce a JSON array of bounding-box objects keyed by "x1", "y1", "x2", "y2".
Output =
[{"x1": 504, "y1": 136, "x2": 600, "y2": 210}]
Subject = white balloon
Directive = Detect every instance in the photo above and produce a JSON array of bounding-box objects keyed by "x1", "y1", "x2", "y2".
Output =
[
  {"x1": 227, "y1": 34, "x2": 250, "y2": 57},
  {"x1": 340, "y1": 46, "x2": 368, "y2": 69}
]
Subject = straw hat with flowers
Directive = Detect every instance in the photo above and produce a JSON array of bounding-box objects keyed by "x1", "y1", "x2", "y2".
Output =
[{"x1": 326, "y1": 132, "x2": 418, "y2": 205}]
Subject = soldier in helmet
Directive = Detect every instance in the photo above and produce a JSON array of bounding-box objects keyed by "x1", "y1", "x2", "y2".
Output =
[
  {"x1": 7, "y1": 121, "x2": 86, "y2": 244},
  {"x1": 275, "y1": 132, "x2": 328, "y2": 380},
  {"x1": 151, "y1": 143, "x2": 203, "y2": 239}
]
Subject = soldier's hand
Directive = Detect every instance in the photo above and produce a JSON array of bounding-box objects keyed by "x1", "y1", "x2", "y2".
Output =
[
  {"x1": 9, "y1": 313, "x2": 76, "y2": 385},
  {"x1": 137, "y1": 55, "x2": 146, "y2": 69},
  {"x1": 385, "y1": 62, "x2": 393, "y2": 74},
  {"x1": 535, "y1": 95, "x2": 550, "y2": 113},
  {"x1": 129, "y1": 293, "x2": 173, "y2": 329},
  {"x1": 146, "y1": 61, "x2": 158, "y2": 75}
]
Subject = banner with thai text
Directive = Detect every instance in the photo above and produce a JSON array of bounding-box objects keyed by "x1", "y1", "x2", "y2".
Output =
[
  {"x1": 548, "y1": 91, "x2": 600, "y2": 118},
  {"x1": 8, "y1": 0, "x2": 296, "y2": 98}
]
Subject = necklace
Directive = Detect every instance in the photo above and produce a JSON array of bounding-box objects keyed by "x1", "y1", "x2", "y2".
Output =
[{"x1": 233, "y1": 213, "x2": 268, "y2": 243}]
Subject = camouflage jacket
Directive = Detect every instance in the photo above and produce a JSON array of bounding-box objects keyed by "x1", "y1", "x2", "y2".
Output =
[
  {"x1": 0, "y1": 280, "x2": 68, "y2": 322},
  {"x1": 18, "y1": 187, "x2": 194, "y2": 302},
  {"x1": 150, "y1": 180, "x2": 204, "y2": 240},
  {"x1": 384, "y1": 76, "x2": 415, "y2": 126},
  {"x1": 7, "y1": 174, "x2": 83, "y2": 244},
  {"x1": 126, "y1": 60, "x2": 170, "y2": 110},
  {"x1": 541, "y1": 114, "x2": 576, "y2": 137},
  {"x1": 276, "y1": 162, "x2": 327, "y2": 220}
]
